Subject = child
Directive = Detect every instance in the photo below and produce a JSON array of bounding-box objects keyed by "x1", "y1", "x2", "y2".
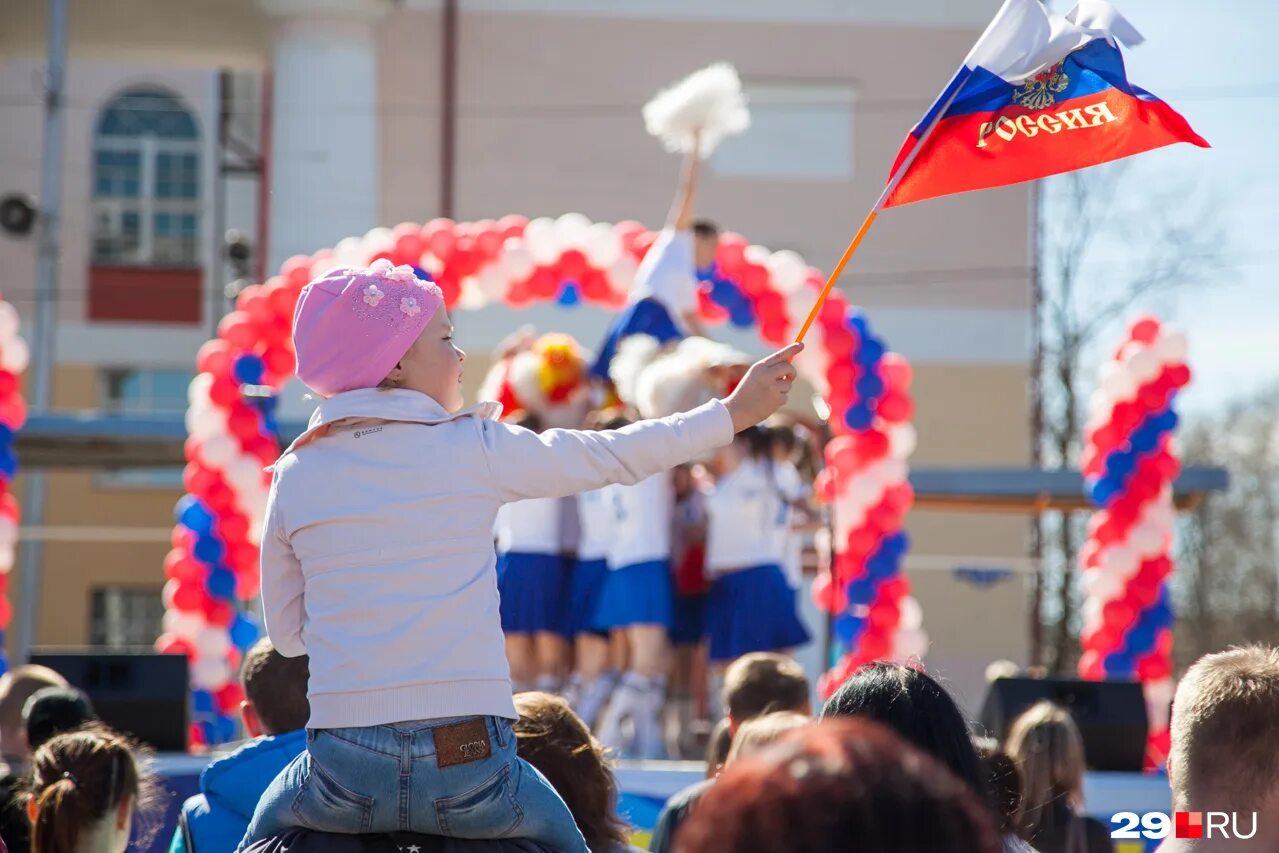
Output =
[
  {"x1": 241, "y1": 259, "x2": 800, "y2": 849},
  {"x1": 667, "y1": 462, "x2": 711, "y2": 758},
  {"x1": 494, "y1": 413, "x2": 570, "y2": 695}
]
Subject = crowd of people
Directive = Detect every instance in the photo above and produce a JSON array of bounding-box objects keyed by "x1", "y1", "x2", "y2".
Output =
[{"x1": 0, "y1": 644, "x2": 1275, "y2": 852}]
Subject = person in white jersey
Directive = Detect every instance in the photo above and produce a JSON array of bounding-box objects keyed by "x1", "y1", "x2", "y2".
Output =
[
  {"x1": 590, "y1": 130, "x2": 718, "y2": 382},
  {"x1": 769, "y1": 424, "x2": 814, "y2": 599},
  {"x1": 704, "y1": 427, "x2": 811, "y2": 670},
  {"x1": 592, "y1": 416, "x2": 677, "y2": 760}
]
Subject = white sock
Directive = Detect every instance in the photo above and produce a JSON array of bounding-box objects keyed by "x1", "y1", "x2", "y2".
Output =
[
  {"x1": 634, "y1": 675, "x2": 668, "y2": 761},
  {"x1": 534, "y1": 673, "x2": 561, "y2": 695},
  {"x1": 562, "y1": 674, "x2": 584, "y2": 710},
  {"x1": 597, "y1": 672, "x2": 646, "y2": 756},
  {"x1": 576, "y1": 673, "x2": 617, "y2": 731}
]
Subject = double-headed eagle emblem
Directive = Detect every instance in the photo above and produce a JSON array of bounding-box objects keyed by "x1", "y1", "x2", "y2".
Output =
[{"x1": 1012, "y1": 64, "x2": 1070, "y2": 111}]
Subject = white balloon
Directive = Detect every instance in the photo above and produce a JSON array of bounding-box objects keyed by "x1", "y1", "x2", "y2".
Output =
[
  {"x1": 524, "y1": 218, "x2": 559, "y2": 265},
  {"x1": 163, "y1": 610, "x2": 206, "y2": 640},
  {"x1": 1126, "y1": 347, "x2": 1160, "y2": 384},
  {"x1": 187, "y1": 374, "x2": 213, "y2": 407},
  {"x1": 744, "y1": 244, "x2": 770, "y2": 265},
  {"x1": 362, "y1": 226, "x2": 394, "y2": 253},
  {"x1": 333, "y1": 236, "x2": 369, "y2": 267},
  {"x1": 185, "y1": 406, "x2": 226, "y2": 440},
  {"x1": 889, "y1": 424, "x2": 917, "y2": 460},
  {"x1": 200, "y1": 435, "x2": 238, "y2": 469},
  {"x1": 1100, "y1": 545, "x2": 1140, "y2": 579},
  {"x1": 1129, "y1": 521, "x2": 1168, "y2": 558},
  {"x1": 609, "y1": 255, "x2": 638, "y2": 293},
  {"x1": 457, "y1": 279, "x2": 489, "y2": 313},
  {"x1": 1099, "y1": 362, "x2": 1137, "y2": 402},
  {"x1": 766, "y1": 250, "x2": 807, "y2": 294},
  {"x1": 583, "y1": 223, "x2": 622, "y2": 269},
  {"x1": 1081, "y1": 597, "x2": 1103, "y2": 633},
  {"x1": 0, "y1": 545, "x2": 14, "y2": 573},
  {"x1": 0, "y1": 518, "x2": 17, "y2": 548},
  {"x1": 0, "y1": 304, "x2": 20, "y2": 345},
  {"x1": 899, "y1": 596, "x2": 924, "y2": 631},
  {"x1": 894, "y1": 627, "x2": 930, "y2": 660},
  {"x1": 225, "y1": 457, "x2": 265, "y2": 494},
  {"x1": 553, "y1": 212, "x2": 592, "y2": 248},
  {"x1": 1083, "y1": 567, "x2": 1124, "y2": 601},
  {"x1": 1155, "y1": 330, "x2": 1189, "y2": 364},
  {"x1": 500, "y1": 241, "x2": 536, "y2": 281},
  {"x1": 1087, "y1": 389, "x2": 1113, "y2": 422},
  {"x1": 474, "y1": 263, "x2": 509, "y2": 302},
  {"x1": 0, "y1": 338, "x2": 29, "y2": 374},
  {"x1": 191, "y1": 656, "x2": 232, "y2": 691},
  {"x1": 194, "y1": 626, "x2": 231, "y2": 660},
  {"x1": 879, "y1": 458, "x2": 908, "y2": 485}
]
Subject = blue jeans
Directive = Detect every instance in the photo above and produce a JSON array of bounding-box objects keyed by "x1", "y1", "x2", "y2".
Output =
[{"x1": 237, "y1": 716, "x2": 588, "y2": 852}]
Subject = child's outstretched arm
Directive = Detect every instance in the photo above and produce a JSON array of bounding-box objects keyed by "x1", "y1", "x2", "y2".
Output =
[
  {"x1": 479, "y1": 343, "x2": 801, "y2": 503},
  {"x1": 259, "y1": 474, "x2": 307, "y2": 657}
]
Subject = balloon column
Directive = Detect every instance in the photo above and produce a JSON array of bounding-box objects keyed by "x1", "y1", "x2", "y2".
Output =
[
  {"x1": 171, "y1": 214, "x2": 895, "y2": 742},
  {"x1": 0, "y1": 299, "x2": 28, "y2": 676},
  {"x1": 806, "y1": 306, "x2": 924, "y2": 697},
  {"x1": 1077, "y1": 315, "x2": 1190, "y2": 766}
]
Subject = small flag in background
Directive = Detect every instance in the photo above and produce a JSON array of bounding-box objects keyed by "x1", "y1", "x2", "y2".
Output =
[{"x1": 883, "y1": 0, "x2": 1208, "y2": 208}]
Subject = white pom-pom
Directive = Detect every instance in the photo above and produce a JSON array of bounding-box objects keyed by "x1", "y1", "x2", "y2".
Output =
[
  {"x1": 642, "y1": 63, "x2": 750, "y2": 158},
  {"x1": 610, "y1": 335, "x2": 663, "y2": 410}
]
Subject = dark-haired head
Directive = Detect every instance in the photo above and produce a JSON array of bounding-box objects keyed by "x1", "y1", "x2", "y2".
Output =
[
  {"x1": 675, "y1": 718, "x2": 1002, "y2": 853},
  {"x1": 692, "y1": 219, "x2": 720, "y2": 269},
  {"x1": 821, "y1": 662, "x2": 988, "y2": 803},
  {"x1": 24, "y1": 686, "x2": 96, "y2": 752},
  {"x1": 240, "y1": 638, "x2": 310, "y2": 737}
]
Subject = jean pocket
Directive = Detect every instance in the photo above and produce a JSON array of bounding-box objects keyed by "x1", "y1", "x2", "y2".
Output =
[
  {"x1": 434, "y1": 762, "x2": 523, "y2": 838},
  {"x1": 292, "y1": 759, "x2": 375, "y2": 833}
]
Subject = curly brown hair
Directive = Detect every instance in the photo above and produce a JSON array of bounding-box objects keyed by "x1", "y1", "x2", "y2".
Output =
[{"x1": 513, "y1": 692, "x2": 629, "y2": 852}]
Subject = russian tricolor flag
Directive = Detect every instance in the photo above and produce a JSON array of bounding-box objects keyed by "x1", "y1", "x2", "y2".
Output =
[{"x1": 883, "y1": 0, "x2": 1209, "y2": 208}]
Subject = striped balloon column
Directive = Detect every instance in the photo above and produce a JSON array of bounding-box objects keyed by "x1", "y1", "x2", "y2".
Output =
[{"x1": 0, "y1": 298, "x2": 28, "y2": 675}]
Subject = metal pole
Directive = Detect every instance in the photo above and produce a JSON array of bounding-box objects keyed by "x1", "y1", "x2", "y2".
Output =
[
  {"x1": 1028, "y1": 179, "x2": 1045, "y2": 668},
  {"x1": 17, "y1": 0, "x2": 68, "y2": 664},
  {"x1": 439, "y1": 0, "x2": 457, "y2": 218}
]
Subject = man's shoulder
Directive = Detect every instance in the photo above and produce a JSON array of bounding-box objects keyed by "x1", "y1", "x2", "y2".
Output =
[{"x1": 666, "y1": 777, "x2": 715, "y2": 812}]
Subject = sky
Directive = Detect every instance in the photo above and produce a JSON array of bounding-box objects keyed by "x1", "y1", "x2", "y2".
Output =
[{"x1": 1069, "y1": 0, "x2": 1279, "y2": 414}]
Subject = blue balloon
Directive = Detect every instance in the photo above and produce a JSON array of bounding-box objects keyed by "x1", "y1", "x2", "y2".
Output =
[
  {"x1": 1090, "y1": 478, "x2": 1117, "y2": 507},
  {"x1": 834, "y1": 614, "x2": 867, "y2": 644},
  {"x1": 0, "y1": 424, "x2": 13, "y2": 445},
  {"x1": 855, "y1": 374, "x2": 885, "y2": 400},
  {"x1": 230, "y1": 612, "x2": 261, "y2": 652},
  {"x1": 1105, "y1": 450, "x2": 1136, "y2": 479},
  {"x1": 882, "y1": 531, "x2": 910, "y2": 559},
  {"x1": 410, "y1": 265, "x2": 434, "y2": 283},
  {"x1": 556, "y1": 281, "x2": 581, "y2": 307},
  {"x1": 866, "y1": 552, "x2": 897, "y2": 580},
  {"x1": 206, "y1": 568, "x2": 237, "y2": 600},
  {"x1": 856, "y1": 340, "x2": 885, "y2": 368},
  {"x1": 844, "y1": 405, "x2": 874, "y2": 431},
  {"x1": 845, "y1": 310, "x2": 869, "y2": 337},
  {"x1": 0, "y1": 450, "x2": 16, "y2": 480},
  {"x1": 1158, "y1": 409, "x2": 1179, "y2": 433},
  {"x1": 847, "y1": 579, "x2": 876, "y2": 605},
  {"x1": 178, "y1": 498, "x2": 215, "y2": 536},
  {"x1": 192, "y1": 535, "x2": 226, "y2": 567},
  {"x1": 1104, "y1": 652, "x2": 1135, "y2": 676},
  {"x1": 192, "y1": 688, "x2": 216, "y2": 714},
  {"x1": 1129, "y1": 425, "x2": 1158, "y2": 455},
  {"x1": 1125, "y1": 623, "x2": 1157, "y2": 655},
  {"x1": 232, "y1": 354, "x2": 265, "y2": 385}
]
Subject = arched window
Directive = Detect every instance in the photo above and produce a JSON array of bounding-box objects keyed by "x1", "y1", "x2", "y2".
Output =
[{"x1": 92, "y1": 87, "x2": 200, "y2": 267}]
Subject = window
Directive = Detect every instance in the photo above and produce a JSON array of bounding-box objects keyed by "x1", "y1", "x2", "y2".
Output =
[
  {"x1": 99, "y1": 368, "x2": 193, "y2": 488},
  {"x1": 90, "y1": 587, "x2": 165, "y2": 648},
  {"x1": 711, "y1": 83, "x2": 855, "y2": 180},
  {"x1": 92, "y1": 87, "x2": 201, "y2": 267}
]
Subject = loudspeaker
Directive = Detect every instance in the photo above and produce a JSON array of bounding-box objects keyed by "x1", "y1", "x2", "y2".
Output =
[
  {"x1": 979, "y1": 677, "x2": 1148, "y2": 772},
  {"x1": 31, "y1": 650, "x2": 189, "y2": 752}
]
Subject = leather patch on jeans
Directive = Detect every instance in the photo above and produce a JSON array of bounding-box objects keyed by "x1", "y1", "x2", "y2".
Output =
[{"x1": 432, "y1": 718, "x2": 492, "y2": 768}]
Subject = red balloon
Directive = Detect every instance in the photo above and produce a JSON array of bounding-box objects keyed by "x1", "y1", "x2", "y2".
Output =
[
  {"x1": 877, "y1": 575, "x2": 910, "y2": 603},
  {"x1": 236, "y1": 569, "x2": 261, "y2": 601},
  {"x1": 857, "y1": 430, "x2": 890, "y2": 463},
  {"x1": 813, "y1": 468, "x2": 836, "y2": 503},
  {"x1": 0, "y1": 397, "x2": 27, "y2": 430},
  {"x1": 877, "y1": 391, "x2": 914, "y2": 423},
  {"x1": 506, "y1": 278, "x2": 533, "y2": 308},
  {"x1": 1078, "y1": 649, "x2": 1104, "y2": 680},
  {"x1": 739, "y1": 264, "x2": 768, "y2": 297},
  {"x1": 497, "y1": 214, "x2": 529, "y2": 241},
  {"x1": 857, "y1": 630, "x2": 892, "y2": 661},
  {"x1": 156, "y1": 633, "x2": 195, "y2": 658},
  {"x1": 696, "y1": 287, "x2": 729, "y2": 324},
  {"x1": 819, "y1": 290, "x2": 850, "y2": 328},
  {"x1": 1102, "y1": 600, "x2": 1136, "y2": 631},
  {"x1": 760, "y1": 318, "x2": 788, "y2": 348},
  {"x1": 164, "y1": 551, "x2": 204, "y2": 584},
  {"x1": 1128, "y1": 578, "x2": 1162, "y2": 610},
  {"x1": 846, "y1": 526, "x2": 878, "y2": 559},
  {"x1": 1155, "y1": 629, "x2": 1174, "y2": 658},
  {"x1": 217, "y1": 514, "x2": 250, "y2": 545},
  {"x1": 280, "y1": 256, "x2": 313, "y2": 289},
  {"x1": 165, "y1": 578, "x2": 209, "y2": 612},
  {"x1": 1137, "y1": 655, "x2": 1172, "y2": 682},
  {"x1": 263, "y1": 344, "x2": 295, "y2": 378},
  {"x1": 868, "y1": 601, "x2": 900, "y2": 631},
  {"x1": 215, "y1": 682, "x2": 247, "y2": 716},
  {"x1": 424, "y1": 219, "x2": 456, "y2": 259},
  {"x1": 229, "y1": 544, "x2": 259, "y2": 576},
  {"x1": 527, "y1": 268, "x2": 559, "y2": 299},
  {"x1": 559, "y1": 250, "x2": 588, "y2": 282},
  {"x1": 204, "y1": 599, "x2": 237, "y2": 627},
  {"x1": 475, "y1": 228, "x2": 504, "y2": 259},
  {"x1": 218, "y1": 312, "x2": 258, "y2": 352},
  {"x1": 171, "y1": 527, "x2": 194, "y2": 551},
  {"x1": 1165, "y1": 363, "x2": 1191, "y2": 388},
  {"x1": 810, "y1": 573, "x2": 847, "y2": 614},
  {"x1": 879, "y1": 353, "x2": 913, "y2": 392},
  {"x1": 266, "y1": 280, "x2": 300, "y2": 320},
  {"x1": 0, "y1": 372, "x2": 17, "y2": 398},
  {"x1": 824, "y1": 435, "x2": 858, "y2": 470},
  {"x1": 227, "y1": 406, "x2": 260, "y2": 442},
  {"x1": 0, "y1": 493, "x2": 17, "y2": 522},
  {"x1": 715, "y1": 235, "x2": 748, "y2": 271},
  {"x1": 392, "y1": 223, "x2": 425, "y2": 264},
  {"x1": 826, "y1": 361, "x2": 856, "y2": 397},
  {"x1": 1128, "y1": 315, "x2": 1162, "y2": 345}
]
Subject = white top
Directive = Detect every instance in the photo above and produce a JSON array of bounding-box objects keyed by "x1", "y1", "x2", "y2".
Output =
[
  {"x1": 576, "y1": 487, "x2": 615, "y2": 562},
  {"x1": 607, "y1": 473, "x2": 673, "y2": 569},
  {"x1": 772, "y1": 462, "x2": 810, "y2": 589},
  {"x1": 495, "y1": 497, "x2": 562, "y2": 554},
  {"x1": 262, "y1": 388, "x2": 733, "y2": 727},
  {"x1": 634, "y1": 228, "x2": 698, "y2": 320},
  {"x1": 705, "y1": 458, "x2": 784, "y2": 574}
]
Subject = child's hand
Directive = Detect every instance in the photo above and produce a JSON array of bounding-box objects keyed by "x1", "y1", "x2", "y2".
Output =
[{"x1": 723, "y1": 343, "x2": 804, "y2": 432}]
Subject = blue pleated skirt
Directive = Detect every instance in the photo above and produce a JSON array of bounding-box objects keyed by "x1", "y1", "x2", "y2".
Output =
[
  {"x1": 592, "y1": 560, "x2": 674, "y2": 630},
  {"x1": 497, "y1": 551, "x2": 569, "y2": 635},
  {"x1": 564, "y1": 557, "x2": 609, "y2": 637},
  {"x1": 707, "y1": 563, "x2": 811, "y2": 662}
]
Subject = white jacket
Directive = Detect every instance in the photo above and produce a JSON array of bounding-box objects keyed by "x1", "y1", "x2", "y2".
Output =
[{"x1": 261, "y1": 388, "x2": 733, "y2": 728}]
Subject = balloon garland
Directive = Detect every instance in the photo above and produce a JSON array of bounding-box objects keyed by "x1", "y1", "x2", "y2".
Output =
[
  {"x1": 807, "y1": 309, "x2": 923, "y2": 697},
  {"x1": 0, "y1": 298, "x2": 29, "y2": 676},
  {"x1": 166, "y1": 213, "x2": 924, "y2": 744},
  {"x1": 1077, "y1": 315, "x2": 1189, "y2": 766}
]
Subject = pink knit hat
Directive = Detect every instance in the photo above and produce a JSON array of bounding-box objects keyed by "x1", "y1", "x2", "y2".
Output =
[{"x1": 293, "y1": 259, "x2": 445, "y2": 397}]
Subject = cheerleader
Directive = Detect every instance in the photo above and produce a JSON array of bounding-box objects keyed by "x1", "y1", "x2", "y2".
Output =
[
  {"x1": 668, "y1": 462, "x2": 711, "y2": 758},
  {"x1": 592, "y1": 416, "x2": 676, "y2": 760},
  {"x1": 704, "y1": 427, "x2": 811, "y2": 669},
  {"x1": 496, "y1": 413, "x2": 571, "y2": 694},
  {"x1": 562, "y1": 479, "x2": 618, "y2": 729}
]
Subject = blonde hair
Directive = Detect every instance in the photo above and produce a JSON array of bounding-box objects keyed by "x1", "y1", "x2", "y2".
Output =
[
  {"x1": 1170, "y1": 645, "x2": 1279, "y2": 808},
  {"x1": 1005, "y1": 701, "x2": 1086, "y2": 839},
  {"x1": 726, "y1": 711, "x2": 810, "y2": 764}
]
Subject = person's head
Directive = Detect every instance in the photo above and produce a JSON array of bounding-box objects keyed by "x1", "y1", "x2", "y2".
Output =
[
  {"x1": 692, "y1": 219, "x2": 720, "y2": 270},
  {"x1": 512, "y1": 692, "x2": 628, "y2": 853},
  {"x1": 675, "y1": 718, "x2": 1003, "y2": 853},
  {"x1": 725, "y1": 711, "x2": 809, "y2": 764},
  {"x1": 705, "y1": 717, "x2": 733, "y2": 779},
  {"x1": 973, "y1": 735, "x2": 1022, "y2": 836},
  {"x1": 723, "y1": 653, "x2": 811, "y2": 734},
  {"x1": 1004, "y1": 701, "x2": 1086, "y2": 836},
  {"x1": 672, "y1": 464, "x2": 695, "y2": 499},
  {"x1": 821, "y1": 662, "x2": 988, "y2": 804},
  {"x1": 24, "y1": 687, "x2": 96, "y2": 752},
  {"x1": 508, "y1": 411, "x2": 543, "y2": 433},
  {"x1": 0, "y1": 665, "x2": 68, "y2": 764},
  {"x1": 27, "y1": 726, "x2": 148, "y2": 853},
  {"x1": 1169, "y1": 645, "x2": 1279, "y2": 814},
  {"x1": 293, "y1": 259, "x2": 464, "y2": 410},
  {"x1": 713, "y1": 426, "x2": 772, "y2": 478},
  {"x1": 240, "y1": 639, "x2": 310, "y2": 738},
  {"x1": 768, "y1": 423, "x2": 798, "y2": 462}
]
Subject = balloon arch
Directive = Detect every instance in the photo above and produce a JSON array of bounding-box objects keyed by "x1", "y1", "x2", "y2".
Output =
[{"x1": 160, "y1": 214, "x2": 923, "y2": 745}]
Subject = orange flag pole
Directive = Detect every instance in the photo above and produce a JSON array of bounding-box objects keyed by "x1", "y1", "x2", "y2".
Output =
[{"x1": 793, "y1": 72, "x2": 973, "y2": 343}]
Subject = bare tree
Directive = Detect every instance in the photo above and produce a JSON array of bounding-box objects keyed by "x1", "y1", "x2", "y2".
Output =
[{"x1": 1033, "y1": 163, "x2": 1229, "y2": 672}]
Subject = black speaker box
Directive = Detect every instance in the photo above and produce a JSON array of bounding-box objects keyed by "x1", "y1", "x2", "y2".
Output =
[
  {"x1": 979, "y1": 677, "x2": 1148, "y2": 772},
  {"x1": 30, "y1": 649, "x2": 189, "y2": 752}
]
